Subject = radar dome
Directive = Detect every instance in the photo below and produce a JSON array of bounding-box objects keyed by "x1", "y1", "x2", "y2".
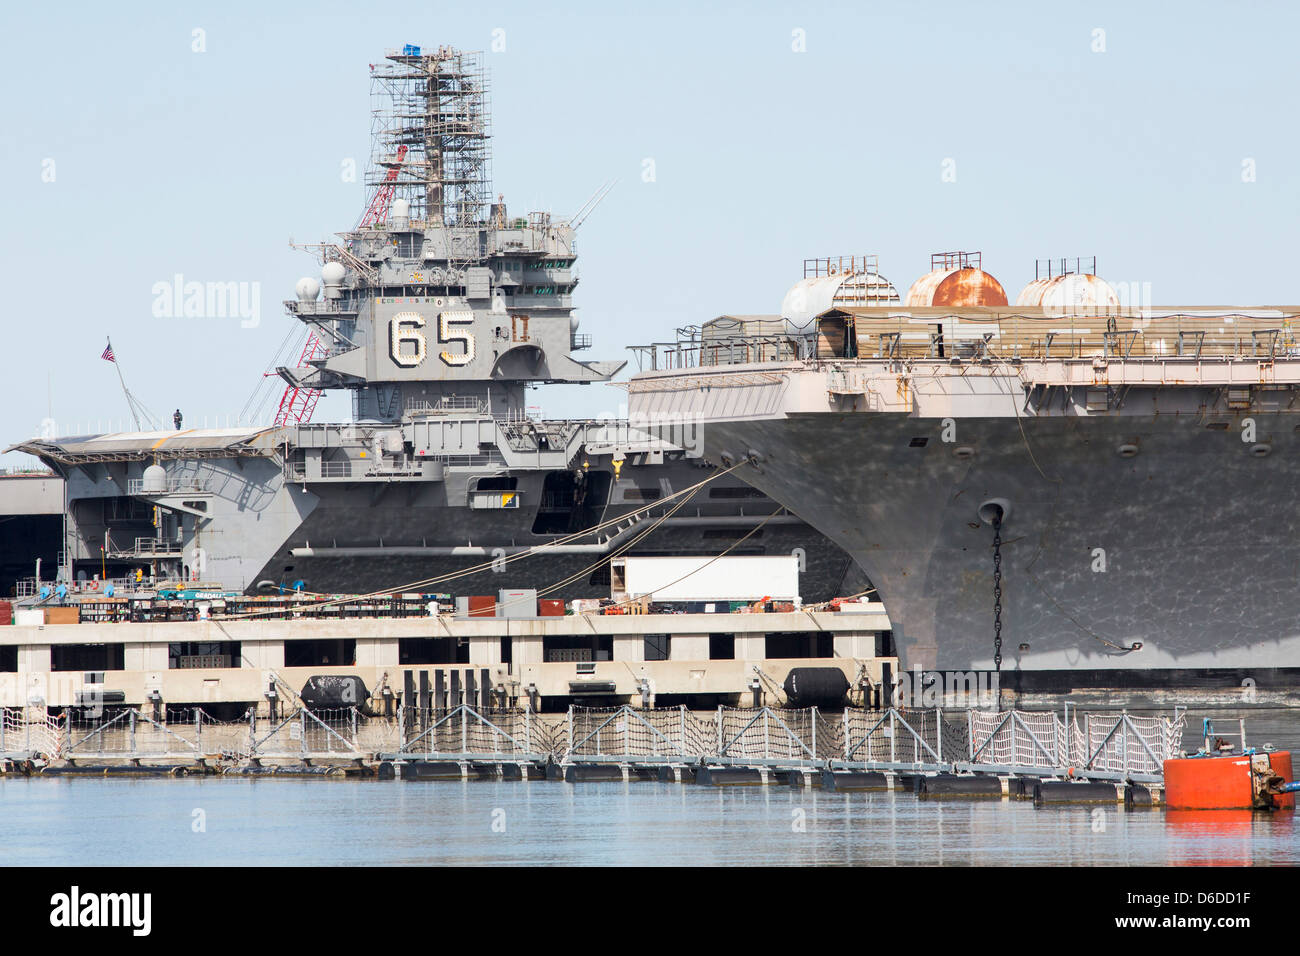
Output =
[
  {"x1": 321, "y1": 261, "x2": 346, "y2": 299},
  {"x1": 295, "y1": 277, "x2": 321, "y2": 302},
  {"x1": 569, "y1": 315, "x2": 580, "y2": 332},
  {"x1": 141, "y1": 464, "x2": 167, "y2": 494},
  {"x1": 389, "y1": 197, "x2": 411, "y2": 230}
]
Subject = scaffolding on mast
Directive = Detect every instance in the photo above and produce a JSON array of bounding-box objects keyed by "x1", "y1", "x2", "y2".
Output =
[{"x1": 367, "y1": 45, "x2": 492, "y2": 230}]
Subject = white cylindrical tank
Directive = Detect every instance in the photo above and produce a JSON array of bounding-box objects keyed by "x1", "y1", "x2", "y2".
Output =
[
  {"x1": 1017, "y1": 273, "x2": 1120, "y2": 316},
  {"x1": 1014, "y1": 277, "x2": 1053, "y2": 307}
]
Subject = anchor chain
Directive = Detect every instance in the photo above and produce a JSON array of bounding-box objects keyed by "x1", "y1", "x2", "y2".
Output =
[{"x1": 991, "y1": 510, "x2": 1003, "y2": 673}]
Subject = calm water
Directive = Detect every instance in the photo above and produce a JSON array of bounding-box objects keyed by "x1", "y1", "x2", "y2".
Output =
[{"x1": 2, "y1": 777, "x2": 1296, "y2": 866}]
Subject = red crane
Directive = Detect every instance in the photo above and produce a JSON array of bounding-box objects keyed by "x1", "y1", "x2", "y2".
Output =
[
  {"x1": 358, "y1": 144, "x2": 409, "y2": 228},
  {"x1": 274, "y1": 146, "x2": 409, "y2": 426},
  {"x1": 273, "y1": 332, "x2": 331, "y2": 426}
]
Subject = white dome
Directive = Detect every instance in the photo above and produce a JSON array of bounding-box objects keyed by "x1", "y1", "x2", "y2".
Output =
[
  {"x1": 569, "y1": 315, "x2": 580, "y2": 332},
  {"x1": 295, "y1": 277, "x2": 321, "y2": 302},
  {"x1": 390, "y1": 198, "x2": 410, "y2": 219},
  {"x1": 141, "y1": 464, "x2": 167, "y2": 494},
  {"x1": 321, "y1": 262, "x2": 346, "y2": 286}
]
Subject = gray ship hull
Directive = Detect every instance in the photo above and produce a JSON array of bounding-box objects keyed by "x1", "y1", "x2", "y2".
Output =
[
  {"x1": 696, "y1": 411, "x2": 1300, "y2": 676},
  {"x1": 628, "y1": 357, "x2": 1300, "y2": 693},
  {"x1": 26, "y1": 430, "x2": 867, "y2": 604},
  {"x1": 268, "y1": 469, "x2": 866, "y2": 600}
]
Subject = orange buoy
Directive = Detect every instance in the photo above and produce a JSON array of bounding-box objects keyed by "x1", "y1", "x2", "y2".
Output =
[{"x1": 1164, "y1": 751, "x2": 1295, "y2": 810}]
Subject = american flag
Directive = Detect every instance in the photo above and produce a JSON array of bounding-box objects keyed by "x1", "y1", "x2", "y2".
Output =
[{"x1": 101, "y1": 340, "x2": 115, "y2": 363}]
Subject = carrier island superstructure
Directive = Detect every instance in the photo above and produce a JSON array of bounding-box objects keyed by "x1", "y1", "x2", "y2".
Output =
[
  {"x1": 628, "y1": 253, "x2": 1300, "y2": 697},
  {"x1": 7, "y1": 47, "x2": 865, "y2": 604}
]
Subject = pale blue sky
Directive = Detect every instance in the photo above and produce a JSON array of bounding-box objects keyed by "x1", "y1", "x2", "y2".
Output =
[{"x1": 3, "y1": 1, "x2": 1297, "y2": 464}]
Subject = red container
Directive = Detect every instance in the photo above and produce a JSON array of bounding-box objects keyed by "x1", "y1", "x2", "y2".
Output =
[
  {"x1": 467, "y1": 596, "x2": 496, "y2": 618},
  {"x1": 538, "y1": 599, "x2": 565, "y2": 617},
  {"x1": 1164, "y1": 751, "x2": 1295, "y2": 810},
  {"x1": 0, "y1": 601, "x2": 11, "y2": 625}
]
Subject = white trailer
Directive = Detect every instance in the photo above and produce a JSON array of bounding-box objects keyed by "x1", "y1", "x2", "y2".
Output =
[{"x1": 611, "y1": 555, "x2": 800, "y2": 604}]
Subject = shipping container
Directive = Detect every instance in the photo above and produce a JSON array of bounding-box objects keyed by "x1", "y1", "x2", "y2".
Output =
[
  {"x1": 467, "y1": 595, "x2": 496, "y2": 618},
  {"x1": 44, "y1": 606, "x2": 80, "y2": 625},
  {"x1": 610, "y1": 555, "x2": 800, "y2": 603}
]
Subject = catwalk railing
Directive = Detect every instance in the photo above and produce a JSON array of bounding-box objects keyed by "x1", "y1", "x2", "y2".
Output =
[
  {"x1": 4, "y1": 705, "x2": 1186, "y2": 782},
  {"x1": 388, "y1": 705, "x2": 1185, "y2": 781}
]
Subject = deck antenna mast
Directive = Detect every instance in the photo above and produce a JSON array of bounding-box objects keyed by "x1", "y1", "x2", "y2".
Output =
[{"x1": 571, "y1": 179, "x2": 617, "y2": 230}]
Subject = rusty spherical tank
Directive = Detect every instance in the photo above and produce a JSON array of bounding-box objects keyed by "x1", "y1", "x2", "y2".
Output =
[
  {"x1": 906, "y1": 267, "x2": 1008, "y2": 307},
  {"x1": 1016, "y1": 273, "x2": 1119, "y2": 316}
]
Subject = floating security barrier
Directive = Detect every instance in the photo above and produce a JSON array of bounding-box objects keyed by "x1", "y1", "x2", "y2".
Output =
[
  {"x1": 695, "y1": 767, "x2": 765, "y2": 787},
  {"x1": 1008, "y1": 777, "x2": 1043, "y2": 800},
  {"x1": 564, "y1": 764, "x2": 624, "y2": 782},
  {"x1": 403, "y1": 761, "x2": 467, "y2": 781},
  {"x1": 915, "y1": 774, "x2": 1003, "y2": 798},
  {"x1": 786, "y1": 770, "x2": 822, "y2": 789},
  {"x1": 41, "y1": 764, "x2": 191, "y2": 777},
  {"x1": 1163, "y1": 750, "x2": 1296, "y2": 810},
  {"x1": 656, "y1": 766, "x2": 695, "y2": 783},
  {"x1": 820, "y1": 770, "x2": 889, "y2": 792},
  {"x1": 1125, "y1": 784, "x2": 1157, "y2": 809},
  {"x1": 1033, "y1": 781, "x2": 1124, "y2": 805},
  {"x1": 222, "y1": 764, "x2": 348, "y2": 777}
]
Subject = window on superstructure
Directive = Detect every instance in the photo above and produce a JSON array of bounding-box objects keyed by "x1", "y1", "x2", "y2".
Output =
[
  {"x1": 764, "y1": 632, "x2": 833, "y2": 659},
  {"x1": 284, "y1": 638, "x2": 356, "y2": 668},
  {"x1": 398, "y1": 637, "x2": 466, "y2": 665},
  {"x1": 52, "y1": 643, "x2": 125, "y2": 671},
  {"x1": 644, "y1": 634, "x2": 670, "y2": 661},
  {"x1": 708, "y1": 634, "x2": 735, "y2": 660},
  {"x1": 169, "y1": 641, "x2": 240, "y2": 669},
  {"x1": 708, "y1": 487, "x2": 768, "y2": 499},
  {"x1": 622, "y1": 488, "x2": 661, "y2": 501}
]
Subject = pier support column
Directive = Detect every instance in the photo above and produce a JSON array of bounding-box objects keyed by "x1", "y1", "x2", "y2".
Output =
[
  {"x1": 668, "y1": 635, "x2": 708, "y2": 661},
  {"x1": 734, "y1": 634, "x2": 765, "y2": 662},
  {"x1": 240, "y1": 640, "x2": 285, "y2": 670},
  {"x1": 356, "y1": 638, "x2": 398, "y2": 667},
  {"x1": 612, "y1": 634, "x2": 643, "y2": 662},
  {"x1": 18, "y1": 645, "x2": 51, "y2": 674}
]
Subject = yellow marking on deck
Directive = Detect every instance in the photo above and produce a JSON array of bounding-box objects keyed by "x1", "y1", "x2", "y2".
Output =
[{"x1": 152, "y1": 429, "x2": 194, "y2": 449}]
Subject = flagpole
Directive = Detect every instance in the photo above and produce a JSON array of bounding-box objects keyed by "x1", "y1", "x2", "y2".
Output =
[
  {"x1": 114, "y1": 357, "x2": 141, "y2": 432},
  {"x1": 103, "y1": 337, "x2": 157, "y2": 432},
  {"x1": 104, "y1": 338, "x2": 140, "y2": 431}
]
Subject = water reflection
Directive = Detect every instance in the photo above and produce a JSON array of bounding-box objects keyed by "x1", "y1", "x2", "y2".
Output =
[
  {"x1": 1163, "y1": 809, "x2": 1296, "y2": 866},
  {"x1": 0, "y1": 778, "x2": 1295, "y2": 866}
]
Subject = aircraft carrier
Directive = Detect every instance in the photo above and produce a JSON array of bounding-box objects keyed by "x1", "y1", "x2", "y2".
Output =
[
  {"x1": 628, "y1": 252, "x2": 1300, "y2": 698},
  {"x1": 6, "y1": 46, "x2": 865, "y2": 603}
]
